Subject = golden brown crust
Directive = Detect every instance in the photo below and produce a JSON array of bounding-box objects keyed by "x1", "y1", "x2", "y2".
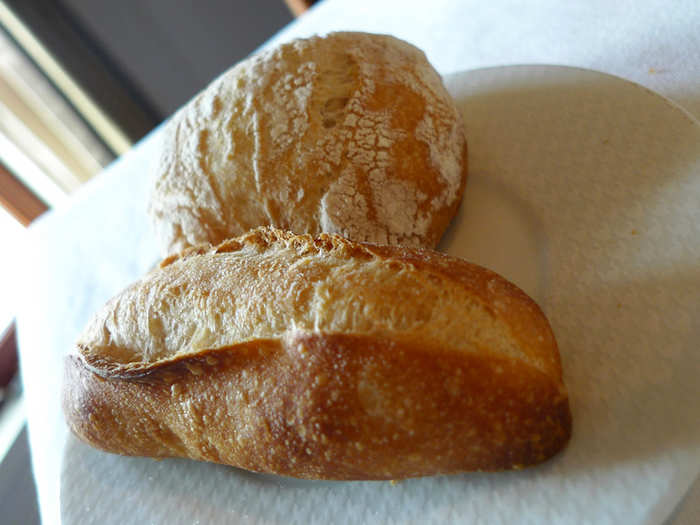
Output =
[
  {"x1": 64, "y1": 333, "x2": 570, "y2": 479},
  {"x1": 148, "y1": 32, "x2": 468, "y2": 256},
  {"x1": 64, "y1": 228, "x2": 571, "y2": 479},
  {"x1": 164, "y1": 227, "x2": 562, "y2": 379}
]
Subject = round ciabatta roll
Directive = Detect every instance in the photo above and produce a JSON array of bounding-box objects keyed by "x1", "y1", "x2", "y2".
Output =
[
  {"x1": 148, "y1": 31, "x2": 468, "y2": 256},
  {"x1": 63, "y1": 228, "x2": 571, "y2": 480}
]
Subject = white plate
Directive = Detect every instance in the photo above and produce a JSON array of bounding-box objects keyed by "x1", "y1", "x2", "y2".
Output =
[{"x1": 61, "y1": 66, "x2": 700, "y2": 525}]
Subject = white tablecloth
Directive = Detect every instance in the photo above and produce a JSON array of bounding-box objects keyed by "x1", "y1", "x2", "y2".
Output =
[{"x1": 17, "y1": 1, "x2": 700, "y2": 523}]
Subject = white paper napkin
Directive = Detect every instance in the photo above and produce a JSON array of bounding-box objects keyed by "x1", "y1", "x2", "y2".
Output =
[{"x1": 59, "y1": 66, "x2": 700, "y2": 524}]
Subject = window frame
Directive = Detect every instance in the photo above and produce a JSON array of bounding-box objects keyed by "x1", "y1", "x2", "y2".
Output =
[{"x1": 0, "y1": 0, "x2": 161, "y2": 153}]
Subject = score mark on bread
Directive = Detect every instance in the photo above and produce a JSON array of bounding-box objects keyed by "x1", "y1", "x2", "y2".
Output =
[{"x1": 63, "y1": 228, "x2": 571, "y2": 480}]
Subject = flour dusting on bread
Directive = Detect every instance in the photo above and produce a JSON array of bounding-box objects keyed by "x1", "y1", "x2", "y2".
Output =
[{"x1": 149, "y1": 32, "x2": 468, "y2": 255}]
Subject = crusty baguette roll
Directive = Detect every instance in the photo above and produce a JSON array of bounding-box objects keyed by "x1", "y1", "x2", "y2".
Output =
[
  {"x1": 148, "y1": 32, "x2": 468, "y2": 256},
  {"x1": 63, "y1": 228, "x2": 571, "y2": 479}
]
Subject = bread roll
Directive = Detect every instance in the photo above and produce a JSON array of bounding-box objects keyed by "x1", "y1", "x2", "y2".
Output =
[
  {"x1": 63, "y1": 228, "x2": 571, "y2": 479},
  {"x1": 148, "y1": 32, "x2": 468, "y2": 256}
]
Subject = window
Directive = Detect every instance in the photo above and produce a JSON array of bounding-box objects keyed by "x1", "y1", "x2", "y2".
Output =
[
  {"x1": 0, "y1": 24, "x2": 111, "y2": 398},
  {"x1": 0, "y1": 1, "x2": 145, "y2": 456}
]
